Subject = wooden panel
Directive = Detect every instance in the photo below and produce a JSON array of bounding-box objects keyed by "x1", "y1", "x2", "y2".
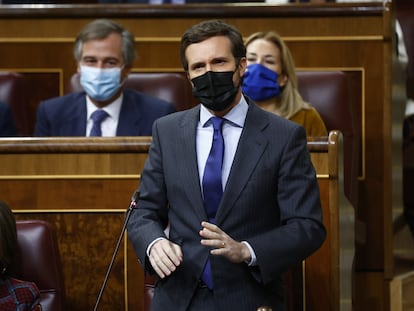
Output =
[
  {"x1": 1, "y1": 179, "x2": 139, "y2": 211},
  {"x1": 0, "y1": 154, "x2": 144, "y2": 176},
  {"x1": 305, "y1": 179, "x2": 334, "y2": 311},
  {"x1": 353, "y1": 271, "x2": 390, "y2": 311},
  {"x1": 0, "y1": 134, "x2": 341, "y2": 311},
  {"x1": 390, "y1": 271, "x2": 414, "y2": 311},
  {"x1": 0, "y1": 137, "x2": 150, "y2": 311},
  {"x1": 14, "y1": 212, "x2": 128, "y2": 311},
  {"x1": 305, "y1": 132, "x2": 340, "y2": 311}
]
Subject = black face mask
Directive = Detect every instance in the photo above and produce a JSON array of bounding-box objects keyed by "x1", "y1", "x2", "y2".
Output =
[{"x1": 191, "y1": 70, "x2": 238, "y2": 112}]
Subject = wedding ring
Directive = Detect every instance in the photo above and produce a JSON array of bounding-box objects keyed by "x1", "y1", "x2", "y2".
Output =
[{"x1": 221, "y1": 242, "x2": 225, "y2": 248}]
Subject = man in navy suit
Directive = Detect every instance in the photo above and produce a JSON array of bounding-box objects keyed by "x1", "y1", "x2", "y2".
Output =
[
  {"x1": 127, "y1": 20, "x2": 326, "y2": 310},
  {"x1": 0, "y1": 102, "x2": 17, "y2": 136},
  {"x1": 34, "y1": 19, "x2": 175, "y2": 137}
]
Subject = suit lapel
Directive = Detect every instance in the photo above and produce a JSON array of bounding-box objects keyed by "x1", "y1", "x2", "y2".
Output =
[
  {"x1": 117, "y1": 93, "x2": 142, "y2": 135},
  {"x1": 61, "y1": 95, "x2": 87, "y2": 136},
  {"x1": 215, "y1": 103, "x2": 270, "y2": 224},
  {"x1": 178, "y1": 106, "x2": 207, "y2": 221}
]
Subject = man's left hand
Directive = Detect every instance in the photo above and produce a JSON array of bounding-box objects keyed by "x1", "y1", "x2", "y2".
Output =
[{"x1": 199, "y1": 221, "x2": 251, "y2": 263}]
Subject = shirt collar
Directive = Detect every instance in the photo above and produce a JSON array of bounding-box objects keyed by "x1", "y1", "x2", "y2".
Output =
[
  {"x1": 86, "y1": 93, "x2": 123, "y2": 121},
  {"x1": 200, "y1": 95, "x2": 248, "y2": 128}
]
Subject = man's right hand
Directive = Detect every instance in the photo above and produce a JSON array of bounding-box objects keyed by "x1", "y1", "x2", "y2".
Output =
[{"x1": 149, "y1": 239, "x2": 183, "y2": 278}]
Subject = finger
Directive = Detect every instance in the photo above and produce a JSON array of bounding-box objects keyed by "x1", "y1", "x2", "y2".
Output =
[
  {"x1": 160, "y1": 242, "x2": 182, "y2": 269},
  {"x1": 151, "y1": 249, "x2": 177, "y2": 277},
  {"x1": 200, "y1": 236, "x2": 226, "y2": 249},
  {"x1": 168, "y1": 243, "x2": 183, "y2": 266},
  {"x1": 209, "y1": 241, "x2": 228, "y2": 256},
  {"x1": 199, "y1": 227, "x2": 212, "y2": 238},
  {"x1": 201, "y1": 221, "x2": 219, "y2": 231},
  {"x1": 199, "y1": 226, "x2": 222, "y2": 239},
  {"x1": 149, "y1": 255, "x2": 164, "y2": 278},
  {"x1": 150, "y1": 241, "x2": 182, "y2": 277},
  {"x1": 155, "y1": 240, "x2": 182, "y2": 260},
  {"x1": 149, "y1": 253, "x2": 171, "y2": 278}
]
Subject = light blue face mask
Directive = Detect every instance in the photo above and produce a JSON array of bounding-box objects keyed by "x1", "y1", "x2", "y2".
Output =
[
  {"x1": 242, "y1": 63, "x2": 281, "y2": 101},
  {"x1": 80, "y1": 66, "x2": 122, "y2": 101}
]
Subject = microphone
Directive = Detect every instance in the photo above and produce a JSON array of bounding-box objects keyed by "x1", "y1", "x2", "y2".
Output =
[{"x1": 93, "y1": 190, "x2": 140, "y2": 311}]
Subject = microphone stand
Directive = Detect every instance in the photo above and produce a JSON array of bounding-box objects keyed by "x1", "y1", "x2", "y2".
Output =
[{"x1": 93, "y1": 190, "x2": 140, "y2": 311}]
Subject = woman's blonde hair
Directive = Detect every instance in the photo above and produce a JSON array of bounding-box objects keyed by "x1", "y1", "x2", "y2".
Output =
[{"x1": 245, "y1": 31, "x2": 310, "y2": 118}]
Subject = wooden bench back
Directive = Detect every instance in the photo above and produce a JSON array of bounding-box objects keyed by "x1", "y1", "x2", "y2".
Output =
[{"x1": 0, "y1": 132, "x2": 342, "y2": 311}]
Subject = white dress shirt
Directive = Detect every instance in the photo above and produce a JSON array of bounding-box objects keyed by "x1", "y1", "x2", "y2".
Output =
[
  {"x1": 148, "y1": 97, "x2": 257, "y2": 265},
  {"x1": 197, "y1": 97, "x2": 256, "y2": 265},
  {"x1": 197, "y1": 97, "x2": 247, "y2": 191},
  {"x1": 86, "y1": 94, "x2": 123, "y2": 137}
]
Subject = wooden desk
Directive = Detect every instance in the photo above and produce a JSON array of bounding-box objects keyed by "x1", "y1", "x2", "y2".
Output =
[{"x1": 0, "y1": 133, "x2": 342, "y2": 311}]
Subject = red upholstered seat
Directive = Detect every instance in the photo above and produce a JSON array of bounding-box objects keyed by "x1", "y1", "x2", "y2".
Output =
[
  {"x1": 396, "y1": 2, "x2": 414, "y2": 223},
  {"x1": 297, "y1": 70, "x2": 360, "y2": 207},
  {"x1": 396, "y1": 3, "x2": 414, "y2": 101},
  {"x1": 13, "y1": 220, "x2": 65, "y2": 311},
  {"x1": 143, "y1": 274, "x2": 156, "y2": 311},
  {"x1": 67, "y1": 72, "x2": 195, "y2": 112}
]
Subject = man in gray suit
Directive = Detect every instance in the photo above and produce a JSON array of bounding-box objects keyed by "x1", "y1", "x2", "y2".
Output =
[{"x1": 127, "y1": 20, "x2": 326, "y2": 311}]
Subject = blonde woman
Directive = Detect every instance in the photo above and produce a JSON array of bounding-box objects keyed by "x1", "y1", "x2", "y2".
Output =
[{"x1": 242, "y1": 31, "x2": 327, "y2": 137}]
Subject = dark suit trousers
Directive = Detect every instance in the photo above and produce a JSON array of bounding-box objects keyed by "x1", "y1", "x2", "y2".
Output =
[{"x1": 186, "y1": 287, "x2": 214, "y2": 311}]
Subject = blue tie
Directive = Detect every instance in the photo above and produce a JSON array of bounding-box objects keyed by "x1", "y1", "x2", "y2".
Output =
[
  {"x1": 89, "y1": 110, "x2": 108, "y2": 137},
  {"x1": 201, "y1": 116, "x2": 224, "y2": 289}
]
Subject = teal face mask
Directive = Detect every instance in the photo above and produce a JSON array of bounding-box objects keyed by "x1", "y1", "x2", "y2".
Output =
[{"x1": 80, "y1": 66, "x2": 122, "y2": 101}]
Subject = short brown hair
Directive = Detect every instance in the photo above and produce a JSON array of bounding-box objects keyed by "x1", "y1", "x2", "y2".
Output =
[
  {"x1": 73, "y1": 18, "x2": 136, "y2": 68},
  {"x1": 180, "y1": 19, "x2": 246, "y2": 72}
]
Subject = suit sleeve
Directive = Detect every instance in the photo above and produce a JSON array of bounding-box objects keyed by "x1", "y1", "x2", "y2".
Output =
[
  {"x1": 248, "y1": 125, "x2": 326, "y2": 284},
  {"x1": 33, "y1": 102, "x2": 50, "y2": 136},
  {"x1": 0, "y1": 103, "x2": 18, "y2": 136},
  {"x1": 127, "y1": 120, "x2": 170, "y2": 270}
]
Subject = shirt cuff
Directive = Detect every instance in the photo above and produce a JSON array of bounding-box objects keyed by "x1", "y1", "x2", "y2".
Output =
[
  {"x1": 146, "y1": 237, "x2": 167, "y2": 257},
  {"x1": 241, "y1": 241, "x2": 257, "y2": 266}
]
